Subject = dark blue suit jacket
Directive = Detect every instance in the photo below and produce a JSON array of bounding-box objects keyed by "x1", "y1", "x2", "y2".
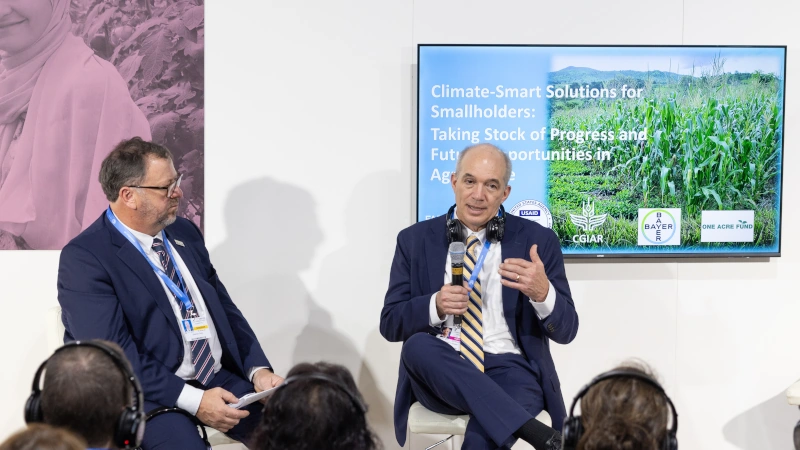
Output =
[
  {"x1": 380, "y1": 213, "x2": 579, "y2": 445},
  {"x1": 57, "y1": 213, "x2": 270, "y2": 408}
]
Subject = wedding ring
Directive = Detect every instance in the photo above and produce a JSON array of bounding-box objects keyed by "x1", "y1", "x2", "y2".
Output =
[{"x1": 515, "y1": 274, "x2": 520, "y2": 282}]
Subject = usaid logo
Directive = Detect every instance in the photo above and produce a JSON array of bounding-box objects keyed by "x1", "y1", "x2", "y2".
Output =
[
  {"x1": 638, "y1": 208, "x2": 681, "y2": 245},
  {"x1": 509, "y1": 200, "x2": 553, "y2": 228}
]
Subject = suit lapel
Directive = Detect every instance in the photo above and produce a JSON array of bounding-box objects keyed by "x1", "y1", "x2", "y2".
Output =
[
  {"x1": 500, "y1": 216, "x2": 526, "y2": 340},
  {"x1": 163, "y1": 229, "x2": 205, "y2": 290},
  {"x1": 107, "y1": 217, "x2": 181, "y2": 340},
  {"x1": 163, "y1": 228, "x2": 234, "y2": 349},
  {"x1": 426, "y1": 219, "x2": 448, "y2": 293}
]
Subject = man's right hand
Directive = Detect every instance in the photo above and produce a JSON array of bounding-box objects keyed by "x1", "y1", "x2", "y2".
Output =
[
  {"x1": 435, "y1": 284, "x2": 469, "y2": 319},
  {"x1": 196, "y1": 387, "x2": 250, "y2": 432}
]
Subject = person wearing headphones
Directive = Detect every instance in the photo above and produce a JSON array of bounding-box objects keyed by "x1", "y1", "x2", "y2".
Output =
[
  {"x1": 0, "y1": 424, "x2": 86, "y2": 450},
  {"x1": 57, "y1": 137, "x2": 283, "y2": 449},
  {"x1": 24, "y1": 340, "x2": 145, "y2": 450},
  {"x1": 250, "y1": 362, "x2": 381, "y2": 450},
  {"x1": 380, "y1": 143, "x2": 579, "y2": 450},
  {"x1": 561, "y1": 361, "x2": 678, "y2": 450}
]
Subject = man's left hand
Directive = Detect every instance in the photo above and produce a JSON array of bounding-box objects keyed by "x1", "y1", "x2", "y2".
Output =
[
  {"x1": 253, "y1": 369, "x2": 284, "y2": 403},
  {"x1": 499, "y1": 244, "x2": 549, "y2": 302}
]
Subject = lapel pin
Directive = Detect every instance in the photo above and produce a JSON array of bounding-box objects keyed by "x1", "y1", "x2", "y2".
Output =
[{"x1": 174, "y1": 240, "x2": 185, "y2": 247}]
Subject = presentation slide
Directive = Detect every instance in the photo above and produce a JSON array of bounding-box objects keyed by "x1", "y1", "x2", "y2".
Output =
[{"x1": 417, "y1": 45, "x2": 786, "y2": 257}]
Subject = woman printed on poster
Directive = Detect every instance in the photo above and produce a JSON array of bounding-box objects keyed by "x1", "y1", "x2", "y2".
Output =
[{"x1": 0, "y1": 0, "x2": 204, "y2": 250}]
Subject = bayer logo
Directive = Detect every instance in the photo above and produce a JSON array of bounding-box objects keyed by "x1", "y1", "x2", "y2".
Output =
[{"x1": 638, "y1": 208, "x2": 681, "y2": 245}]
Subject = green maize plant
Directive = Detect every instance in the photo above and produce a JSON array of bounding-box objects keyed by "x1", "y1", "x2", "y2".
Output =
[{"x1": 546, "y1": 70, "x2": 782, "y2": 248}]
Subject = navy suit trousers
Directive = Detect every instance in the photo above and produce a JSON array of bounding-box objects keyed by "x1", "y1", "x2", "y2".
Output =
[
  {"x1": 141, "y1": 367, "x2": 263, "y2": 449},
  {"x1": 402, "y1": 333, "x2": 544, "y2": 449}
]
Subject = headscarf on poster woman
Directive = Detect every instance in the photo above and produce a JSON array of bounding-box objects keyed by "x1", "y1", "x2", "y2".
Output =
[{"x1": 0, "y1": 0, "x2": 151, "y2": 250}]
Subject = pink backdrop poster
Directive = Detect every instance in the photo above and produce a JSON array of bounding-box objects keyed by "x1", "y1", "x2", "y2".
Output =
[{"x1": 0, "y1": 0, "x2": 204, "y2": 250}]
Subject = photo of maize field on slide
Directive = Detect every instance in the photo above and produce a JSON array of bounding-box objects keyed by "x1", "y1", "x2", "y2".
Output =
[{"x1": 545, "y1": 56, "x2": 784, "y2": 252}]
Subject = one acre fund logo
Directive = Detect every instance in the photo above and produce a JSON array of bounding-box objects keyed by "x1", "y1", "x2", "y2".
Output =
[
  {"x1": 509, "y1": 199, "x2": 553, "y2": 228},
  {"x1": 700, "y1": 210, "x2": 754, "y2": 242},
  {"x1": 569, "y1": 198, "x2": 607, "y2": 244},
  {"x1": 638, "y1": 208, "x2": 681, "y2": 245}
]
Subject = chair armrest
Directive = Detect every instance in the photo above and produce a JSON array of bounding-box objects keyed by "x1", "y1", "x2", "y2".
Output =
[
  {"x1": 205, "y1": 427, "x2": 242, "y2": 446},
  {"x1": 408, "y1": 402, "x2": 470, "y2": 435},
  {"x1": 787, "y1": 379, "x2": 800, "y2": 405},
  {"x1": 47, "y1": 306, "x2": 66, "y2": 353},
  {"x1": 535, "y1": 409, "x2": 552, "y2": 428}
]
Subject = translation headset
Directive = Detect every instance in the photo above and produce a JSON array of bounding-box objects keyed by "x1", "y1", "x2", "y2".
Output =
[
  {"x1": 561, "y1": 369, "x2": 678, "y2": 450},
  {"x1": 445, "y1": 204, "x2": 506, "y2": 244},
  {"x1": 25, "y1": 340, "x2": 146, "y2": 449},
  {"x1": 144, "y1": 407, "x2": 210, "y2": 450},
  {"x1": 275, "y1": 372, "x2": 368, "y2": 415}
]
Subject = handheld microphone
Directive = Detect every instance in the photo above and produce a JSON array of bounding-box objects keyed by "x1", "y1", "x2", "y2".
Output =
[{"x1": 449, "y1": 242, "x2": 466, "y2": 325}]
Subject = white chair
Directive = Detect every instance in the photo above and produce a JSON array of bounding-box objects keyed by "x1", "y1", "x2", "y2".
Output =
[
  {"x1": 787, "y1": 379, "x2": 800, "y2": 450},
  {"x1": 407, "y1": 401, "x2": 552, "y2": 449},
  {"x1": 47, "y1": 306, "x2": 245, "y2": 449}
]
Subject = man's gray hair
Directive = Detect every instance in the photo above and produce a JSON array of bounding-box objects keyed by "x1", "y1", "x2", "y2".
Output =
[
  {"x1": 455, "y1": 143, "x2": 512, "y2": 186},
  {"x1": 99, "y1": 137, "x2": 173, "y2": 202}
]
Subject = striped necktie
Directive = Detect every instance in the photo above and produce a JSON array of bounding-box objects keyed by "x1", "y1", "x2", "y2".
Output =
[
  {"x1": 152, "y1": 238, "x2": 216, "y2": 385},
  {"x1": 461, "y1": 234, "x2": 485, "y2": 372}
]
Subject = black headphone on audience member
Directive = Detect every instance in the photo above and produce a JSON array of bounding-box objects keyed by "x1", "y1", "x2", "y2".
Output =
[
  {"x1": 272, "y1": 372, "x2": 368, "y2": 415},
  {"x1": 446, "y1": 204, "x2": 506, "y2": 244},
  {"x1": 144, "y1": 407, "x2": 210, "y2": 450},
  {"x1": 25, "y1": 340, "x2": 146, "y2": 449},
  {"x1": 561, "y1": 369, "x2": 678, "y2": 450}
]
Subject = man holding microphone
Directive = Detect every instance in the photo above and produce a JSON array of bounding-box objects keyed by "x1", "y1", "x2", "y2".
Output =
[{"x1": 380, "y1": 143, "x2": 578, "y2": 450}]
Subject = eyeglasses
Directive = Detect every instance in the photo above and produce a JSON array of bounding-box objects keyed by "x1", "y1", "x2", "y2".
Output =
[{"x1": 128, "y1": 173, "x2": 182, "y2": 198}]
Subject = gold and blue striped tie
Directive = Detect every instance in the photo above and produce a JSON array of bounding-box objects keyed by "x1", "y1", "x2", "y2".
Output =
[{"x1": 461, "y1": 234, "x2": 485, "y2": 372}]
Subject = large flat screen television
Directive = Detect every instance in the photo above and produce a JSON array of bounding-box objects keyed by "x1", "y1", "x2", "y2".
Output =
[{"x1": 417, "y1": 44, "x2": 786, "y2": 258}]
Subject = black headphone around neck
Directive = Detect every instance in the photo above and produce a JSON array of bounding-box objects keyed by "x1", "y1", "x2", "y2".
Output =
[
  {"x1": 25, "y1": 340, "x2": 146, "y2": 449},
  {"x1": 446, "y1": 204, "x2": 506, "y2": 244},
  {"x1": 274, "y1": 372, "x2": 367, "y2": 415},
  {"x1": 562, "y1": 369, "x2": 678, "y2": 450},
  {"x1": 144, "y1": 407, "x2": 210, "y2": 450}
]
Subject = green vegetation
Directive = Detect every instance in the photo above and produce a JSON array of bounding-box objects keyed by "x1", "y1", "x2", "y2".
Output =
[{"x1": 547, "y1": 64, "x2": 782, "y2": 250}]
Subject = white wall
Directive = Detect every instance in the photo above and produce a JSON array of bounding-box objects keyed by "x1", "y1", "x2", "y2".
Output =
[{"x1": 1, "y1": 1, "x2": 798, "y2": 449}]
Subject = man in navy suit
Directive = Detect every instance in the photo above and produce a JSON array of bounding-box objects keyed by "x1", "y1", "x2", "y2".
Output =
[
  {"x1": 57, "y1": 137, "x2": 283, "y2": 449},
  {"x1": 381, "y1": 143, "x2": 579, "y2": 450}
]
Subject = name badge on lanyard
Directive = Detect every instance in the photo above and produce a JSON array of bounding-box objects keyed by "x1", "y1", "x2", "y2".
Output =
[
  {"x1": 181, "y1": 316, "x2": 211, "y2": 341},
  {"x1": 106, "y1": 208, "x2": 204, "y2": 333}
]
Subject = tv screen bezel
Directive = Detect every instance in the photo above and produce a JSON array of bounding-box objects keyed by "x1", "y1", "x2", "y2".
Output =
[{"x1": 415, "y1": 43, "x2": 787, "y2": 259}]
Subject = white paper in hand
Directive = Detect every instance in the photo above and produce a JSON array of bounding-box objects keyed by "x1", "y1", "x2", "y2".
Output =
[{"x1": 227, "y1": 387, "x2": 278, "y2": 409}]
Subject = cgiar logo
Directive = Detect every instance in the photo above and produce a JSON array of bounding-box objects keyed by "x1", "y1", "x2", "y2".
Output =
[
  {"x1": 569, "y1": 198, "x2": 607, "y2": 231},
  {"x1": 569, "y1": 197, "x2": 607, "y2": 244}
]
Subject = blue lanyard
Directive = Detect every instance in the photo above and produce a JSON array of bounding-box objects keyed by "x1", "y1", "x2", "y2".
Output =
[
  {"x1": 467, "y1": 239, "x2": 492, "y2": 290},
  {"x1": 106, "y1": 208, "x2": 195, "y2": 312}
]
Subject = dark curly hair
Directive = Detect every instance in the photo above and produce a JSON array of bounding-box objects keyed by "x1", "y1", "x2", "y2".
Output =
[
  {"x1": 577, "y1": 361, "x2": 671, "y2": 450},
  {"x1": 578, "y1": 416, "x2": 659, "y2": 450},
  {"x1": 250, "y1": 362, "x2": 381, "y2": 450}
]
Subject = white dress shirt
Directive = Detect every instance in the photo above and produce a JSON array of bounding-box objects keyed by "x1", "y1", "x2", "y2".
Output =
[
  {"x1": 120, "y1": 222, "x2": 267, "y2": 415},
  {"x1": 121, "y1": 223, "x2": 223, "y2": 414},
  {"x1": 428, "y1": 217, "x2": 556, "y2": 355}
]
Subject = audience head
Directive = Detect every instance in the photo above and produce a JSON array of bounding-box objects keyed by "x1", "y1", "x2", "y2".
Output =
[
  {"x1": 26, "y1": 340, "x2": 144, "y2": 449},
  {"x1": 0, "y1": 424, "x2": 86, "y2": 450},
  {"x1": 252, "y1": 362, "x2": 381, "y2": 450},
  {"x1": 563, "y1": 360, "x2": 677, "y2": 450}
]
